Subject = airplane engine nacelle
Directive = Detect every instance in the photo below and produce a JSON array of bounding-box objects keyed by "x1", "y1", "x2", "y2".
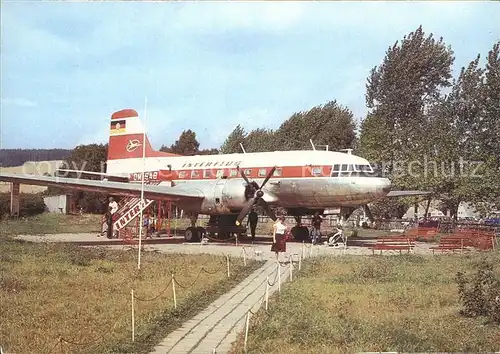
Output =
[{"x1": 198, "y1": 179, "x2": 249, "y2": 215}]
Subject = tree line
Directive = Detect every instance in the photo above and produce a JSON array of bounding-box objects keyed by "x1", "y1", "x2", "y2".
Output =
[
  {"x1": 0, "y1": 149, "x2": 71, "y2": 167},
  {"x1": 5, "y1": 26, "x2": 499, "y2": 219}
]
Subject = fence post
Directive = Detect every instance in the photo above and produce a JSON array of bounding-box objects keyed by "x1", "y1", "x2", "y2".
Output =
[
  {"x1": 265, "y1": 276, "x2": 269, "y2": 310},
  {"x1": 244, "y1": 311, "x2": 250, "y2": 353},
  {"x1": 226, "y1": 255, "x2": 230, "y2": 278},
  {"x1": 302, "y1": 241, "x2": 305, "y2": 259},
  {"x1": 278, "y1": 263, "x2": 281, "y2": 293},
  {"x1": 172, "y1": 273, "x2": 177, "y2": 309},
  {"x1": 242, "y1": 247, "x2": 247, "y2": 266},
  {"x1": 298, "y1": 252, "x2": 302, "y2": 271},
  {"x1": 131, "y1": 289, "x2": 135, "y2": 342},
  {"x1": 289, "y1": 255, "x2": 293, "y2": 281},
  {"x1": 309, "y1": 243, "x2": 313, "y2": 258}
]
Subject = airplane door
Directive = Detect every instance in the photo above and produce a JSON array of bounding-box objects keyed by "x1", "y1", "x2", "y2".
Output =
[{"x1": 212, "y1": 177, "x2": 230, "y2": 213}]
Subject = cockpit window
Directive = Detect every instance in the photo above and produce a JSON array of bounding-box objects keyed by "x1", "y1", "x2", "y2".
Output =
[
  {"x1": 331, "y1": 163, "x2": 381, "y2": 177},
  {"x1": 331, "y1": 164, "x2": 340, "y2": 177}
]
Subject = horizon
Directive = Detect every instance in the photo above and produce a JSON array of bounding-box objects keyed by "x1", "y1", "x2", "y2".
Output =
[{"x1": 1, "y1": 1, "x2": 499, "y2": 150}]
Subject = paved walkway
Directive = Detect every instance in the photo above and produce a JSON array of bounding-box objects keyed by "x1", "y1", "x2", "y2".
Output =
[{"x1": 150, "y1": 259, "x2": 292, "y2": 354}]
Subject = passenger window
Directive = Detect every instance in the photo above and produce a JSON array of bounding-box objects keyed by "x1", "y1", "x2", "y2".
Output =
[
  {"x1": 178, "y1": 171, "x2": 186, "y2": 178},
  {"x1": 230, "y1": 169, "x2": 238, "y2": 177},
  {"x1": 258, "y1": 168, "x2": 267, "y2": 177},
  {"x1": 191, "y1": 170, "x2": 199, "y2": 178},
  {"x1": 203, "y1": 169, "x2": 211, "y2": 178},
  {"x1": 216, "y1": 170, "x2": 224, "y2": 178},
  {"x1": 312, "y1": 167, "x2": 322, "y2": 176},
  {"x1": 273, "y1": 168, "x2": 282, "y2": 177},
  {"x1": 244, "y1": 169, "x2": 252, "y2": 176}
]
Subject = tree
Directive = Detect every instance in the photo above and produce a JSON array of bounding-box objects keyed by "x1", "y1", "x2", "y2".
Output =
[
  {"x1": 365, "y1": 26, "x2": 454, "y2": 175},
  {"x1": 198, "y1": 148, "x2": 219, "y2": 155},
  {"x1": 244, "y1": 128, "x2": 277, "y2": 152},
  {"x1": 160, "y1": 129, "x2": 200, "y2": 156},
  {"x1": 219, "y1": 125, "x2": 246, "y2": 154},
  {"x1": 46, "y1": 143, "x2": 109, "y2": 213},
  {"x1": 274, "y1": 100, "x2": 356, "y2": 151}
]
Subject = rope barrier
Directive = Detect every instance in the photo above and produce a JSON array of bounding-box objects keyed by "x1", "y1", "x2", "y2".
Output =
[
  {"x1": 204, "y1": 234, "x2": 237, "y2": 243},
  {"x1": 35, "y1": 250, "x2": 260, "y2": 354},
  {"x1": 173, "y1": 268, "x2": 205, "y2": 289},
  {"x1": 133, "y1": 278, "x2": 173, "y2": 302}
]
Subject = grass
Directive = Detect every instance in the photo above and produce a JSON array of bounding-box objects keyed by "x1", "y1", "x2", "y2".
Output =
[
  {"x1": 0, "y1": 237, "x2": 264, "y2": 354},
  {"x1": 231, "y1": 252, "x2": 500, "y2": 354},
  {"x1": 0, "y1": 213, "x2": 102, "y2": 236}
]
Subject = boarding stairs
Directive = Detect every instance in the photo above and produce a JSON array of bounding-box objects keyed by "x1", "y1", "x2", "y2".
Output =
[{"x1": 101, "y1": 181, "x2": 160, "y2": 237}]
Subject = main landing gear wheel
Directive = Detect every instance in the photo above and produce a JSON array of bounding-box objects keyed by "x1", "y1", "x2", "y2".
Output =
[{"x1": 184, "y1": 227, "x2": 200, "y2": 242}]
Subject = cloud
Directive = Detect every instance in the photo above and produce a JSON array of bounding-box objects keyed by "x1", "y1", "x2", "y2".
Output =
[
  {"x1": 1, "y1": 97, "x2": 37, "y2": 107},
  {"x1": 173, "y1": 2, "x2": 305, "y2": 32}
]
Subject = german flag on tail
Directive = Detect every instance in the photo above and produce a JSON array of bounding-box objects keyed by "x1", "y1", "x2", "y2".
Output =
[{"x1": 110, "y1": 120, "x2": 126, "y2": 135}]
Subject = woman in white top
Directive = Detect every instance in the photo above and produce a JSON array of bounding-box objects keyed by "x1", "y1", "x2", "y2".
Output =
[{"x1": 271, "y1": 215, "x2": 288, "y2": 261}]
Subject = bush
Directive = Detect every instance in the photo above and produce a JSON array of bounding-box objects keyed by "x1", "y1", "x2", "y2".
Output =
[
  {"x1": 455, "y1": 260, "x2": 500, "y2": 324},
  {"x1": 0, "y1": 192, "x2": 46, "y2": 217}
]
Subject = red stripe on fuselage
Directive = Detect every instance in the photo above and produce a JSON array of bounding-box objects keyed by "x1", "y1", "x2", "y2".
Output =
[{"x1": 129, "y1": 165, "x2": 333, "y2": 182}]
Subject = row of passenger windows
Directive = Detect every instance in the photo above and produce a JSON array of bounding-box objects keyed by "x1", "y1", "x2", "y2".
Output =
[
  {"x1": 178, "y1": 168, "x2": 283, "y2": 179},
  {"x1": 331, "y1": 164, "x2": 380, "y2": 177}
]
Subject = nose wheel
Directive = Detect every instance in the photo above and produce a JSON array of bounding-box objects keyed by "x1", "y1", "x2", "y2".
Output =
[{"x1": 184, "y1": 226, "x2": 206, "y2": 242}]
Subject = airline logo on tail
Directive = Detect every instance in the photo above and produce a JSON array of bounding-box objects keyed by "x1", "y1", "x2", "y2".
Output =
[{"x1": 126, "y1": 139, "x2": 142, "y2": 152}]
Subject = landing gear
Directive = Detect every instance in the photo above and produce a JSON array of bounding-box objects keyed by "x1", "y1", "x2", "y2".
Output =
[
  {"x1": 183, "y1": 213, "x2": 246, "y2": 242},
  {"x1": 184, "y1": 227, "x2": 200, "y2": 242},
  {"x1": 290, "y1": 215, "x2": 309, "y2": 242},
  {"x1": 184, "y1": 213, "x2": 204, "y2": 242}
]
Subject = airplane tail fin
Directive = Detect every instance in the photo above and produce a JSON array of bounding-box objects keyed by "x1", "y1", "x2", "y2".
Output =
[{"x1": 107, "y1": 109, "x2": 181, "y2": 161}]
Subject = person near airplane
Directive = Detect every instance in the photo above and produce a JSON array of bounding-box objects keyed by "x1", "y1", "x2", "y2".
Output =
[
  {"x1": 248, "y1": 210, "x2": 258, "y2": 243},
  {"x1": 271, "y1": 215, "x2": 288, "y2": 262},
  {"x1": 310, "y1": 212, "x2": 323, "y2": 244},
  {"x1": 106, "y1": 197, "x2": 118, "y2": 239}
]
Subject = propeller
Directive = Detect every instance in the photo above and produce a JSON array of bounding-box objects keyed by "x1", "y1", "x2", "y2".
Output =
[{"x1": 235, "y1": 166, "x2": 277, "y2": 225}]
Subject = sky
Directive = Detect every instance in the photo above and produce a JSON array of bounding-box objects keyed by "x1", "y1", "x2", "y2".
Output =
[{"x1": 1, "y1": 1, "x2": 499, "y2": 150}]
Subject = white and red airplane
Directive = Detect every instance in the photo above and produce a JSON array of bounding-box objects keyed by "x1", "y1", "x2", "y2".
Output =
[{"x1": 0, "y1": 109, "x2": 428, "y2": 241}]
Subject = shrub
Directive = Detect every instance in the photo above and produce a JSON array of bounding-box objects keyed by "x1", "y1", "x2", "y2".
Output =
[
  {"x1": 0, "y1": 192, "x2": 46, "y2": 217},
  {"x1": 455, "y1": 260, "x2": 500, "y2": 324}
]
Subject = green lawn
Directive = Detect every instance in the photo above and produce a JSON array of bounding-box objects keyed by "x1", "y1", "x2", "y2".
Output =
[
  {"x1": 0, "y1": 237, "x2": 263, "y2": 354},
  {"x1": 231, "y1": 252, "x2": 500, "y2": 354}
]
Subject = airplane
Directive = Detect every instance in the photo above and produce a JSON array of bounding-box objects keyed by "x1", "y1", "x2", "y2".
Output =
[{"x1": 0, "y1": 108, "x2": 429, "y2": 241}]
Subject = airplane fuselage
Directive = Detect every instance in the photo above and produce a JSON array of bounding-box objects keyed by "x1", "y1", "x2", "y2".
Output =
[{"x1": 106, "y1": 149, "x2": 391, "y2": 215}]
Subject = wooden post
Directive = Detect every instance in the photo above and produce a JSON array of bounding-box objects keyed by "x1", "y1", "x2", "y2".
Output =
[
  {"x1": 244, "y1": 311, "x2": 250, "y2": 352},
  {"x1": 131, "y1": 289, "x2": 135, "y2": 342},
  {"x1": 265, "y1": 276, "x2": 269, "y2": 310},
  {"x1": 10, "y1": 182, "x2": 20, "y2": 217},
  {"x1": 226, "y1": 255, "x2": 230, "y2": 278},
  {"x1": 277, "y1": 263, "x2": 281, "y2": 293},
  {"x1": 172, "y1": 273, "x2": 177, "y2": 309}
]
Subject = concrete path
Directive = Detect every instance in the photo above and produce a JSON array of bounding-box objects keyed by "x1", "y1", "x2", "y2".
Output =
[{"x1": 150, "y1": 259, "x2": 291, "y2": 354}]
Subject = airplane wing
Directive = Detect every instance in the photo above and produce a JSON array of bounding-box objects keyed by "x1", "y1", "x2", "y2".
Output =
[
  {"x1": 385, "y1": 190, "x2": 432, "y2": 197},
  {"x1": 0, "y1": 172, "x2": 204, "y2": 201}
]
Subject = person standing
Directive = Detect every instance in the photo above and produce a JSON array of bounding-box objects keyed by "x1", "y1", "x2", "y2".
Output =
[
  {"x1": 107, "y1": 197, "x2": 118, "y2": 239},
  {"x1": 271, "y1": 215, "x2": 288, "y2": 262},
  {"x1": 311, "y1": 212, "x2": 323, "y2": 245},
  {"x1": 248, "y1": 210, "x2": 258, "y2": 243}
]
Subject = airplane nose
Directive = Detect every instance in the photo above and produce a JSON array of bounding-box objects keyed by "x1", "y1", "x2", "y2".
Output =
[{"x1": 382, "y1": 179, "x2": 392, "y2": 193}]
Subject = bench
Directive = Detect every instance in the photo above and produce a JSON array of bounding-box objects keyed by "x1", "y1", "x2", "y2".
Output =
[
  {"x1": 370, "y1": 236, "x2": 415, "y2": 255},
  {"x1": 430, "y1": 235, "x2": 467, "y2": 254},
  {"x1": 404, "y1": 227, "x2": 438, "y2": 241}
]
